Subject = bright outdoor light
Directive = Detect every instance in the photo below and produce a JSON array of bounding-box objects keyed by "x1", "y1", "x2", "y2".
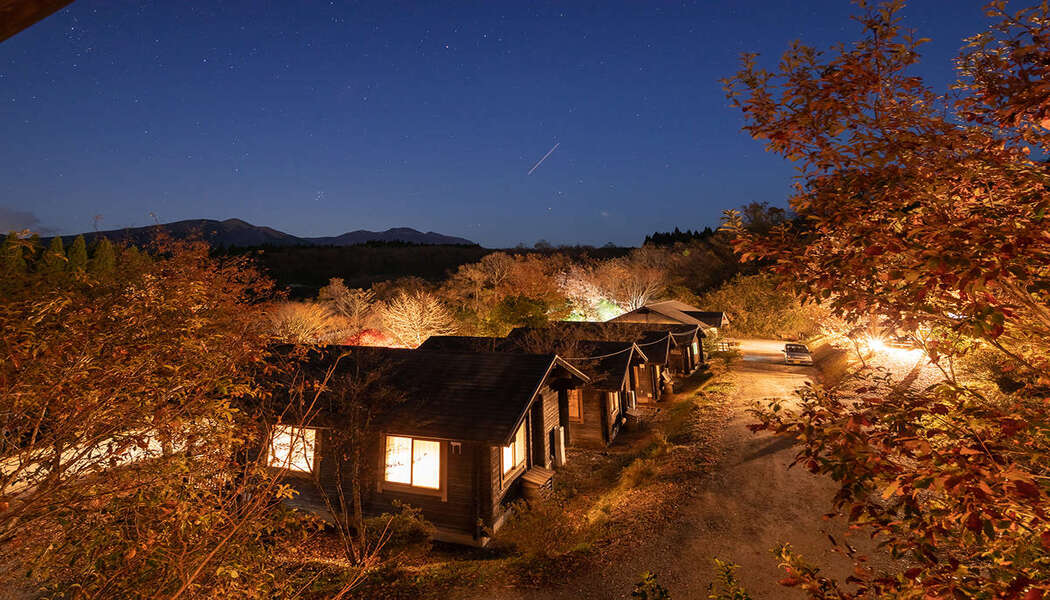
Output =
[{"x1": 863, "y1": 336, "x2": 925, "y2": 362}]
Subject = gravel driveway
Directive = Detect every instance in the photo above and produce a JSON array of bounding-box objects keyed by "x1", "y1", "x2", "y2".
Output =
[{"x1": 480, "y1": 339, "x2": 889, "y2": 600}]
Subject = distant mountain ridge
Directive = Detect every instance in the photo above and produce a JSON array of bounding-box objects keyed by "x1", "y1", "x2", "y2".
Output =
[{"x1": 50, "y1": 218, "x2": 477, "y2": 248}]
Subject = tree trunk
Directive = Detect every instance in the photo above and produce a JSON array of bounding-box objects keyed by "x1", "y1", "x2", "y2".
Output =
[{"x1": 351, "y1": 464, "x2": 366, "y2": 557}]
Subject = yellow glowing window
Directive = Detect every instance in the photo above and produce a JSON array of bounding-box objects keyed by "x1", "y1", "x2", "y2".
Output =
[
  {"x1": 384, "y1": 436, "x2": 441, "y2": 490},
  {"x1": 567, "y1": 389, "x2": 583, "y2": 423},
  {"x1": 691, "y1": 340, "x2": 700, "y2": 356},
  {"x1": 268, "y1": 426, "x2": 316, "y2": 473},
  {"x1": 501, "y1": 423, "x2": 527, "y2": 476}
]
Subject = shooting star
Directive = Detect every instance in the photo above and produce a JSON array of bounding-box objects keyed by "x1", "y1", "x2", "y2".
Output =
[{"x1": 527, "y1": 142, "x2": 560, "y2": 175}]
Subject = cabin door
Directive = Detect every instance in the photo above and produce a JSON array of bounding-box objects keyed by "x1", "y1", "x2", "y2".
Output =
[
  {"x1": 631, "y1": 365, "x2": 647, "y2": 402},
  {"x1": 529, "y1": 402, "x2": 547, "y2": 469}
]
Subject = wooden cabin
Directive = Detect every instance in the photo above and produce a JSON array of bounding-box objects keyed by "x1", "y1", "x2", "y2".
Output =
[
  {"x1": 610, "y1": 300, "x2": 730, "y2": 337},
  {"x1": 561, "y1": 339, "x2": 649, "y2": 447},
  {"x1": 508, "y1": 321, "x2": 709, "y2": 392},
  {"x1": 655, "y1": 324, "x2": 704, "y2": 375},
  {"x1": 507, "y1": 322, "x2": 681, "y2": 402},
  {"x1": 257, "y1": 345, "x2": 589, "y2": 546},
  {"x1": 420, "y1": 335, "x2": 649, "y2": 448}
]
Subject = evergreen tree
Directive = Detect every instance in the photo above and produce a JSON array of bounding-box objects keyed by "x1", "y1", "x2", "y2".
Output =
[
  {"x1": 89, "y1": 238, "x2": 116, "y2": 276},
  {"x1": 120, "y1": 245, "x2": 150, "y2": 273},
  {"x1": 67, "y1": 235, "x2": 88, "y2": 272},
  {"x1": 2, "y1": 232, "x2": 26, "y2": 275},
  {"x1": 40, "y1": 236, "x2": 67, "y2": 278},
  {"x1": 27, "y1": 234, "x2": 42, "y2": 264}
]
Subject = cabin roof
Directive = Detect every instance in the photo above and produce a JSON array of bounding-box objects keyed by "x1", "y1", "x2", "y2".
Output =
[
  {"x1": 423, "y1": 334, "x2": 646, "y2": 392},
  {"x1": 562, "y1": 339, "x2": 648, "y2": 391},
  {"x1": 506, "y1": 322, "x2": 675, "y2": 364},
  {"x1": 267, "y1": 345, "x2": 588, "y2": 445},
  {"x1": 636, "y1": 330, "x2": 672, "y2": 363},
  {"x1": 417, "y1": 335, "x2": 516, "y2": 353},
  {"x1": 610, "y1": 300, "x2": 722, "y2": 333}
]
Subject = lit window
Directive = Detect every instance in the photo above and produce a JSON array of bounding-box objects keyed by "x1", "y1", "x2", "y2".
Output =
[
  {"x1": 567, "y1": 389, "x2": 583, "y2": 423},
  {"x1": 501, "y1": 423, "x2": 527, "y2": 476},
  {"x1": 268, "y1": 426, "x2": 316, "y2": 473},
  {"x1": 384, "y1": 435, "x2": 441, "y2": 490},
  {"x1": 412, "y1": 440, "x2": 441, "y2": 489},
  {"x1": 691, "y1": 340, "x2": 699, "y2": 356}
]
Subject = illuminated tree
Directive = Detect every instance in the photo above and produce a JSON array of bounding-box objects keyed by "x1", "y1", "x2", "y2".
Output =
[
  {"x1": 476, "y1": 251, "x2": 513, "y2": 290},
  {"x1": 557, "y1": 263, "x2": 615, "y2": 320},
  {"x1": 319, "y1": 277, "x2": 376, "y2": 333},
  {"x1": 378, "y1": 290, "x2": 456, "y2": 348},
  {"x1": 563, "y1": 250, "x2": 668, "y2": 316},
  {"x1": 268, "y1": 301, "x2": 340, "y2": 344},
  {"x1": 725, "y1": 1, "x2": 1050, "y2": 597}
]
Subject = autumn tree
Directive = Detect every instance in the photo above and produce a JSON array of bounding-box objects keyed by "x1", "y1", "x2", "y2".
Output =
[
  {"x1": 268, "y1": 301, "x2": 340, "y2": 344},
  {"x1": 0, "y1": 238, "x2": 315, "y2": 598},
  {"x1": 443, "y1": 252, "x2": 570, "y2": 335},
  {"x1": 725, "y1": 1, "x2": 1050, "y2": 597},
  {"x1": 259, "y1": 347, "x2": 403, "y2": 583},
  {"x1": 559, "y1": 249, "x2": 668, "y2": 317},
  {"x1": 378, "y1": 290, "x2": 456, "y2": 347},
  {"x1": 698, "y1": 273, "x2": 825, "y2": 339}
]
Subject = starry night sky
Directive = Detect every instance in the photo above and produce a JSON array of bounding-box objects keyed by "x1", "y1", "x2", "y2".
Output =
[{"x1": 2, "y1": 1, "x2": 989, "y2": 247}]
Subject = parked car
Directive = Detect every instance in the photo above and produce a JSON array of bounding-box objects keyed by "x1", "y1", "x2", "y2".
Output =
[{"x1": 783, "y1": 343, "x2": 813, "y2": 365}]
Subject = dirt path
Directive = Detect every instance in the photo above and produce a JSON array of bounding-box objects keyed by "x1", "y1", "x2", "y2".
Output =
[{"x1": 482, "y1": 340, "x2": 884, "y2": 600}]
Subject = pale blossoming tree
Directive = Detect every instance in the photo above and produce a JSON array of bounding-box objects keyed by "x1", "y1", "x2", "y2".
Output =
[{"x1": 378, "y1": 290, "x2": 456, "y2": 348}]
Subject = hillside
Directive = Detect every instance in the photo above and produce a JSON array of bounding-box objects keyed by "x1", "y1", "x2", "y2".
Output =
[{"x1": 49, "y1": 218, "x2": 476, "y2": 248}]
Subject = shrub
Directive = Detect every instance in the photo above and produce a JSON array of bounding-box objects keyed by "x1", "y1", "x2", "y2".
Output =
[
  {"x1": 498, "y1": 498, "x2": 581, "y2": 559},
  {"x1": 706, "y1": 559, "x2": 753, "y2": 600},
  {"x1": 365, "y1": 501, "x2": 435, "y2": 555},
  {"x1": 631, "y1": 572, "x2": 671, "y2": 599}
]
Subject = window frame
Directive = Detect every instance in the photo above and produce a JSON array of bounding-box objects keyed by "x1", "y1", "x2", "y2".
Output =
[
  {"x1": 267, "y1": 425, "x2": 319, "y2": 476},
  {"x1": 379, "y1": 434, "x2": 447, "y2": 499},
  {"x1": 500, "y1": 421, "x2": 528, "y2": 487}
]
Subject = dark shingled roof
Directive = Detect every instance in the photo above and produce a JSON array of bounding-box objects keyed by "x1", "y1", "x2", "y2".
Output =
[
  {"x1": 507, "y1": 322, "x2": 701, "y2": 364},
  {"x1": 267, "y1": 345, "x2": 587, "y2": 445},
  {"x1": 561, "y1": 340, "x2": 647, "y2": 391},
  {"x1": 635, "y1": 330, "x2": 672, "y2": 364},
  {"x1": 421, "y1": 334, "x2": 645, "y2": 392},
  {"x1": 417, "y1": 335, "x2": 516, "y2": 353}
]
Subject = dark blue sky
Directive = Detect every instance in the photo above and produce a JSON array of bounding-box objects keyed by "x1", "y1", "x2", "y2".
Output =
[{"x1": 2, "y1": 1, "x2": 988, "y2": 247}]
